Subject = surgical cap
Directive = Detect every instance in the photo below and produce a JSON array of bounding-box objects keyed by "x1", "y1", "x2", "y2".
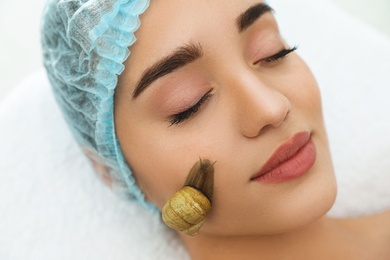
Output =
[{"x1": 41, "y1": 0, "x2": 156, "y2": 211}]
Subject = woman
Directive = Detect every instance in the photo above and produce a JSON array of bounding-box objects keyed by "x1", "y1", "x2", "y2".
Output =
[{"x1": 41, "y1": 0, "x2": 390, "y2": 259}]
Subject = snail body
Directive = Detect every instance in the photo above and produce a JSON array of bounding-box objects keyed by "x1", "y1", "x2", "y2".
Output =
[{"x1": 162, "y1": 159, "x2": 215, "y2": 236}]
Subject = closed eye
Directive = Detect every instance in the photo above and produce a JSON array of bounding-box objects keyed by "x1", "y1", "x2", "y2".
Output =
[
  {"x1": 168, "y1": 90, "x2": 213, "y2": 126},
  {"x1": 258, "y1": 46, "x2": 297, "y2": 64}
]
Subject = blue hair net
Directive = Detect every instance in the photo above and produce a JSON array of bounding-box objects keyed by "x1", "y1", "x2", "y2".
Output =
[{"x1": 41, "y1": 0, "x2": 157, "y2": 211}]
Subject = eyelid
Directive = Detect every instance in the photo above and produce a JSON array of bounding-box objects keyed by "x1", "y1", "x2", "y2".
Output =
[
  {"x1": 168, "y1": 89, "x2": 213, "y2": 126},
  {"x1": 256, "y1": 46, "x2": 298, "y2": 65}
]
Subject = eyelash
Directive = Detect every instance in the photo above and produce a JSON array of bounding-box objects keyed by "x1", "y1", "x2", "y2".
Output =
[
  {"x1": 168, "y1": 46, "x2": 297, "y2": 126},
  {"x1": 259, "y1": 46, "x2": 298, "y2": 64},
  {"x1": 169, "y1": 90, "x2": 213, "y2": 126}
]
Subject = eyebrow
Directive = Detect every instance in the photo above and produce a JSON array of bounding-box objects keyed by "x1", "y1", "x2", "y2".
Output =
[
  {"x1": 236, "y1": 3, "x2": 273, "y2": 32},
  {"x1": 132, "y1": 3, "x2": 273, "y2": 99},
  {"x1": 132, "y1": 43, "x2": 203, "y2": 99}
]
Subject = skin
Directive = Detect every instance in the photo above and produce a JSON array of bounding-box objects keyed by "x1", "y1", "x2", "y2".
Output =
[{"x1": 112, "y1": 0, "x2": 390, "y2": 259}]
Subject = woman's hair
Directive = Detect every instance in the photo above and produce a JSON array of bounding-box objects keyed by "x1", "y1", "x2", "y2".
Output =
[{"x1": 41, "y1": 0, "x2": 156, "y2": 211}]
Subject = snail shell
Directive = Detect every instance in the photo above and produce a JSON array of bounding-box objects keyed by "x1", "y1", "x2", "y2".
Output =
[{"x1": 162, "y1": 186, "x2": 211, "y2": 236}]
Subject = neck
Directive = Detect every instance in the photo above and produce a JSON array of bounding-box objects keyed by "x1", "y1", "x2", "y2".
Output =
[{"x1": 180, "y1": 216, "x2": 352, "y2": 260}]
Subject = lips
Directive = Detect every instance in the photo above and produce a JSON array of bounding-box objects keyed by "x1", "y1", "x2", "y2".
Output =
[{"x1": 251, "y1": 131, "x2": 317, "y2": 184}]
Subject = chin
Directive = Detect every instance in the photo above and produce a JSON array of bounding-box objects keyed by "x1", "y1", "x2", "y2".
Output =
[
  {"x1": 255, "y1": 174, "x2": 337, "y2": 236},
  {"x1": 202, "y1": 170, "x2": 337, "y2": 237},
  {"x1": 270, "y1": 149, "x2": 338, "y2": 235}
]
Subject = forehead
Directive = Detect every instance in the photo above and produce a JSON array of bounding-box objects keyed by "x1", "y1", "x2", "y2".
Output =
[{"x1": 122, "y1": 0, "x2": 268, "y2": 81}]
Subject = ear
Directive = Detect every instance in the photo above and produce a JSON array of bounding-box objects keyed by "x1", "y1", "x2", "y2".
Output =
[{"x1": 82, "y1": 147, "x2": 113, "y2": 188}]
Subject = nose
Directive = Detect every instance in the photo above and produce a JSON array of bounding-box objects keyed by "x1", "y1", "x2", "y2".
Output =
[{"x1": 232, "y1": 74, "x2": 291, "y2": 138}]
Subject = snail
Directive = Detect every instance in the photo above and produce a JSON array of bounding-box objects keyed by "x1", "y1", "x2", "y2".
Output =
[{"x1": 162, "y1": 158, "x2": 215, "y2": 236}]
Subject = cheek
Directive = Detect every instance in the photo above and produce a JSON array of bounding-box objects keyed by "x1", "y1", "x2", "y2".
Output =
[
  {"x1": 120, "y1": 131, "x2": 185, "y2": 208},
  {"x1": 114, "y1": 98, "x2": 174, "y2": 208},
  {"x1": 288, "y1": 57, "x2": 323, "y2": 119},
  {"x1": 118, "y1": 118, "x2": 219, "y2": 209}
]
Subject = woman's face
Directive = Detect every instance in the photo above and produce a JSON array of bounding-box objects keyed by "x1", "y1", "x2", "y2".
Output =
[{"x1": 115, "y1": 0, "x2": 337, "y2": 236}]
